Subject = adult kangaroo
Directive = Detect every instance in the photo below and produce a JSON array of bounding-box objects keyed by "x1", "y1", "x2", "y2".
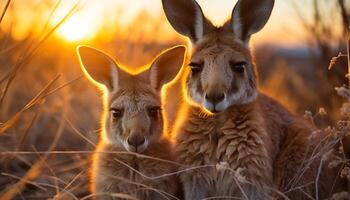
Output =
[{"x1": 162, "y1": 0, "x2": 347, "y2": 199}]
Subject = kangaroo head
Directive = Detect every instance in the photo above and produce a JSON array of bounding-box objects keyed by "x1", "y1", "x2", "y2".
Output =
[
  {"x1": 162, "y1": 0, "x2": 274, "y2": 113},
  {"x1": 77, "y1": 45, "x2": 185, "y2": 152}
]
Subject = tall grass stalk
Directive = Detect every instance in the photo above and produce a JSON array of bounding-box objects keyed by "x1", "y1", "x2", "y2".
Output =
[
  {"x1": 0, "y1": 1, "x2": 81, "y2": 108},
  {"x1": 0, "y1": 0, "x2": 11, "y2": 24},
  {"x1": 0, "y1": 109, "x2": 66, "y2": 200}
]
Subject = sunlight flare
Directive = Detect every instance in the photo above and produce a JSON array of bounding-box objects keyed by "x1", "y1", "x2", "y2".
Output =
[{"x1": 56, "y1": 15, "x2": 96, "y2": 42}]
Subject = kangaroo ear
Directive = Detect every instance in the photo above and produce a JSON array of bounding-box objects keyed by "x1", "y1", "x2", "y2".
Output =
[
  {"x1": 228, "y1": 0, "x2": 274, "y2": 43},
  {"x1": 162, "y1": 0, "x2": 213, "y2": 42},
  {"x1": 149, "y1": 45, "x2": 186, "y2": 90},
  {"x1": 77, "y1": 45, "x2": 123, "y2": 91}
]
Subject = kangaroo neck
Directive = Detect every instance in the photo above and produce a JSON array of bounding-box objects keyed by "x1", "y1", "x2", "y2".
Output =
[{"x1": 190, "y1": 99, "x2": 258, "y2": 122}]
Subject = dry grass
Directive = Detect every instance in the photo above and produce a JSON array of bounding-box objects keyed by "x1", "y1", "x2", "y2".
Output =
[{"x1": 0, "y1": 1, "x2": 349, "y2": 200}]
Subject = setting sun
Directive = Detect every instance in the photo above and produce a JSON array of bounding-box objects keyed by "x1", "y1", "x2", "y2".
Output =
[
  {"x1": 1, "y1": 0, "x2": 349, "y2": 199},
  {"x1": 56, "y1": 15, "x2": 94, "y2": 42}
]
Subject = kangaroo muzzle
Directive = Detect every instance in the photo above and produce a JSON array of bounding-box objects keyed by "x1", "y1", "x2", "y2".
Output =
[{"x1": 123, "y1": 115, "x2": 149, "y2": 152}]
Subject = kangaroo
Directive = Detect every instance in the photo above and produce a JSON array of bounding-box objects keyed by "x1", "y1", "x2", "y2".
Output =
[
  {"x1": 77, "y1": 45, "x2": 186, "y2": 200},
  {"x1": 162, "y1": 0, "x2": 347, "y2": 199}
]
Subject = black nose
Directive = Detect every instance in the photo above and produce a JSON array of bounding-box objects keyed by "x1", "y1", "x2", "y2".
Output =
[
  {"x1": 127, "y1": 135, "x2": 145, "y2": 149},
  {"x1": 205, "y1": 92, "x2": 225, "y2": 105}
]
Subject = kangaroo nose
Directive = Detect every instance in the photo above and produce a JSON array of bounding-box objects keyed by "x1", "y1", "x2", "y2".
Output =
[
  {"x1": 205, "y1": 92, "x2": 225, "y2": 105},
  {"x1": 127, "y1": 135, "x2": 145, "y2": 149}
]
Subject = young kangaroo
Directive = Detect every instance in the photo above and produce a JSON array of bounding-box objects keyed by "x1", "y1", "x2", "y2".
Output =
[
  {"x1": 162, "y1": 0, "x2": 347, "y2": 199},
  {"x1": 77, "y1": 45, "x2": 186, "y2": 200}
]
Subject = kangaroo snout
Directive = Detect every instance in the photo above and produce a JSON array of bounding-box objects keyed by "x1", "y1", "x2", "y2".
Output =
[
  {"x1": 205, "y1": 92, "x2": 225, "y2": 106},
  {"x1": 204, "y1": 90, "x2": 227, "y2": 113},
  {"x1": 127, "y1": 134, "x2": 146, "y2": 150},
  {"x1": 124, "y1": 127, "x2": 149, "y2": 152}
]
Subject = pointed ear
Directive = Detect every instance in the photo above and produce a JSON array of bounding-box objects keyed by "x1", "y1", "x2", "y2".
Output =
[
  {"x1": 77, "y1": 45, "x2": 123, "y2": 91},
  {"x1": 162, "y1": 0, "x2": 213, "y2": 42},
  {"x1": 228, "y1": 0, "x2": 274, "y2": 42},
  {"x1": 149, "y1": 45, "x2": 186, "y2": 90}
]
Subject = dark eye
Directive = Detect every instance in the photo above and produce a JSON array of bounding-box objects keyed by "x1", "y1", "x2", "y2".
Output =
[
  {"x1": 230, "y1": 61, "x2": 246, "y2": 74},
  {"x1": 148, "y1": 106, "x2": 161, "y2": 118},
  {"x1": 110, "y1": 108, "x2": 123, "y2": 119},
  {"x1": 189, "y1": 61, "x2": 203, "y2": 75}
]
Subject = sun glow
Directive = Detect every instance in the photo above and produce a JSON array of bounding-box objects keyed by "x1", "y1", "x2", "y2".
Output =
[{"x1": 57, "y1": 15, "x2": 96, "y2": 42}]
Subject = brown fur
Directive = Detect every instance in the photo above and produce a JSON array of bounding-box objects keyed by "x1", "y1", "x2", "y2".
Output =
[
  {"x1": 176, "y1": 32, "x2": 346, "y2": 199},
  {"x1": 92, "y1": 139, "x2": 180, "y2": 200},
  {"x1": 162, "y1": 0, "x2": 347, "y2": 199},
  {"x1": 91, "y1": 78, "x2": 181, "y2": 200},
  {"x1": 176, "y1": 101, "x2": 274, "y2": 199},
  {"x1": 77, "y1": 45, "x2": 186, "y2": 200},
  {"x1": 260, "y1": 95, "x2": 347, "y2": 199}
]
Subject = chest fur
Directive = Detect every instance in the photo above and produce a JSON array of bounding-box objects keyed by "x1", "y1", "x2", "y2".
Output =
[
  {"x1": 92, "y1": 142, "x2": 179, "y2": 199},
  {"x1": 176, "y1": 106, "x2": 273, "y2": 183},
  {"x1": 97, "y1": 144, "x2": 175, "y2": 178}
]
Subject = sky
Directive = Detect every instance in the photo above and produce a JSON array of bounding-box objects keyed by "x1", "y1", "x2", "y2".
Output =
[
  {"x1": 1, "y1": 0, "x2": 338, "y2": 47},
  {"x1": 51, "y1": 0, "x2": 313, "y2": 46}
]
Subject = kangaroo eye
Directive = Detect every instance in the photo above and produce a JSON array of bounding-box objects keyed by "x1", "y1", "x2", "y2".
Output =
[
  {"x1": 148, "y1": 106, "x2": 161, "y2": 118},
  {"x1": 189, "y1": 62, "x2": 203, "y2": 75},
  {"x1": 229, "y1": 61, "x2": 246, "y2": 74},
  {"x1": 110, "y1": 108, "x2": 123, "y2": 119}
]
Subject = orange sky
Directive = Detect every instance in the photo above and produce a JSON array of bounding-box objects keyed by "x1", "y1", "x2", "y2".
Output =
[
  {"x1": 51, "y1": 0, "x2": 307, "y2": 46},
  {"x1": 1, "y1": 0, "x2": 342, "y2": 47}
]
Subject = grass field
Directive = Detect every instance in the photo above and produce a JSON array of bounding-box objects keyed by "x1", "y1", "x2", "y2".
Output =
[{"x1": 0, "y1": 0, "x2": 349, "y2": 199}]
